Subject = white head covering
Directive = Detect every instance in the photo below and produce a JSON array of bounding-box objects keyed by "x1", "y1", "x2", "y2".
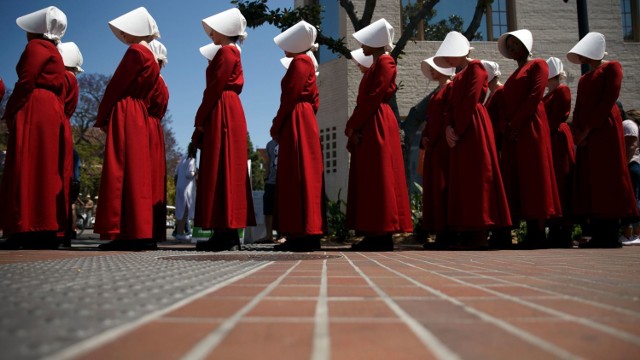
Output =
[
  {"x1": 280, "y1": 51, "x2": 319, "y2": 75},
  {"x1": 350, "y1": 48, "x2": 373, "y2": 68},
  {"x1": 433, "y1": 31, "x2": 473, "y2": 68},
  {"x1": 353, "y1": 18, "x2": 394, "y2": 52},
  {"x1": 149, "y1": 40, "x2": 168, "y2": 64},
  {"x1": 108, "y1": 7, "x2": 160, "y2": 45},
  {"x1": 199, "y1": 43, "x2": 221, "y2": 60},
  {"x1": 498, "y1": 29, "x2": 533, "y2": 58},
  {"x1": 546, "y1": 57, "x2": 566, "y2": 79},
  {"x1": 202, "y1": 8, "x2": 247, "y2": 40},
  {"x1": 57, "y1": 42, "x2": 83, "y2": 72},
  {"x1": 567, "y1": 32, "x2": 607, "y2": 64},
  {"x1": 274, "y1": 20, "x2": 318, "y2": 54},
  {"x1": 624, "y1": 120, "x2": 639, "y2": 137},
  {"x1": 16, "y1": 6, "x2": 67, "y2": 42},
  {"x1": 480, "y1": 60, "x2": 501, "y2": 82},
  {"x1": 421, "y1": 57, "x2": 455, "y2": 81}
]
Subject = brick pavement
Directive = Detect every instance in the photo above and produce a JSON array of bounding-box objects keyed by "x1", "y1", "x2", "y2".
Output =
[{"x1": 1, "y1": 247, "x2": 640, "y2": 359}]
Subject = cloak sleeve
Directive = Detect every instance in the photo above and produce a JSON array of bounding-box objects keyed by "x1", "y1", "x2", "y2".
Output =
[
  {"x1": 194, "y1": 46, "x2": 236, "y2": 128},
  {"x1": 346, "y1": 55, "x2": 396, "y2": 132},
  {"x1": 95, "y1": 46, "x2": 145, "y2": 127}
]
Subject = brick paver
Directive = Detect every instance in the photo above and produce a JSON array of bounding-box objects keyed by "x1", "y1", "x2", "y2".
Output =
[{"x1": 2, "y1": 247, "x2": 640, "y2": 359}]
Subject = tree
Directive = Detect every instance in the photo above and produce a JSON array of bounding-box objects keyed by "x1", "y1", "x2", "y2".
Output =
[
  {"x1": 163, "y1": 110, "x2": 182, "y2": 205},
  {"x1": 248, "y1": 133, "x2": 266, "y2": 190}
]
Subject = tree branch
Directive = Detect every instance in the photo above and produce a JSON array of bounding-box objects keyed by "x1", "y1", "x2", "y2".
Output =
[
  {"x1": 391, "y1": 0, "x2": 440, "y2": 60},
  {"x1": 339, "y1": 0, "x2": 361, "y2": 31},
  {"x1": 359, "y1": 0, "x2": 377, "y2": 29},
  {"x1": 463, "y1": 0, "x2": 490, "y2": 40}
]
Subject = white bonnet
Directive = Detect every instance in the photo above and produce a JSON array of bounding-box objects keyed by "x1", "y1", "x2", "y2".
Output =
[
  {"x1": 274, "y1": 20, "x2": 318, "y2": 54},
  {"x1": 202, "y1": 8, "x2": 247, "y2": 41},
  {"x1": 352, "y1": 18, "x2": 394, "y2": 52},
  {"x1": 16, "y1": 6, "x2": 67, "y2": 42},
  {"x1": 108, "y1": 7, "x2": 160, "y2": 45},
  {"x1": 57, "y1": 41, "x2": 83, "y2": 72},
  {"x1": 481, "y1": 60, "x2": 501, "y2": 82}
]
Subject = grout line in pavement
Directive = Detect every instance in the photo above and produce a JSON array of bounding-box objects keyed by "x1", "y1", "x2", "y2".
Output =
[
  {"x1": 363, "y1": 254, "x2": 580, "y2": 360},
  {"x1": 386, "y1": 253, "x2": 640, "y2": 347},
  {"x1": 311, "y1": 260, "x2": 330, "y2": 360},
  {"x1": 406, "y1": 254, "x2": 640, "y2": 319},
  {"x1": 181, "y1": 261, "x2": 302, "y2": 360},
  {"x1": 346, "y1": 254, "x2": 461, "y2": 360},
  {"x1": 47, "y1": 260, "x2": 274, "y2": 360}
]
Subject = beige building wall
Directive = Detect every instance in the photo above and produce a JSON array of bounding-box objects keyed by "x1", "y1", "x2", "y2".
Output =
[{"x1": 311, "y1": 0, "x2": 640, "y2": 201}]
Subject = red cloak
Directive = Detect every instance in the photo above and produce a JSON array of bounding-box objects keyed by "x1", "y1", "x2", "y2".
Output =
[
  {"x1": 501, "y1": 59, "x2": 561, "y2": 221},
  {"x1": 194, "y1": 45, "x2": 255, "y2": 230},
  {"x1": 484, "y1": 85, "x2": 505, "y2": 153},
  {"x1": 0, "y1": 39, "x2": 68, "y2": 234},
  {"x1": 94, "y1": 44, "x2": 159, "y2": 240},
  {"x1": 0, "y1": 78, "x2": 5, "y2": 103},
  {"x1": 446, "y1": 60, "x2": 511, "y2": 231},
  {"x1": 543, "y1": 85, "x2": 575, "y2": 216},
  {"x1": 421, "y1": 82, "x2": 452, "y2": 232},
  {"x1": 345, "y1": 54, "x2": 412, "y2": 234},
  {"x1": 572, "y1": 61, "x2": 638, "y2": 219},
  {"x1": 270, "y1": 54, "x2": 325, "y2": 236},
  {"x1": 147, "y1": 75, "x2": 168, "y2": 242},
  {"x1": 60, "y1": 71, "x2": 78, "y2": 230}
]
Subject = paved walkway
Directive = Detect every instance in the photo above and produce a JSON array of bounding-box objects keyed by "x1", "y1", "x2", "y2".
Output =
[{"x1": 1, "y1": 245, "x2": 639, "y2": 359}]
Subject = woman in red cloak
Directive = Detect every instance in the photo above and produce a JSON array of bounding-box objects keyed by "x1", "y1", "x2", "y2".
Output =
[
  {"x1": 420, "y1": 56, "x2": 455, "y2": 249},
  {"x1": 270, "y1": 20, "x2": 325, "y2": 252},
  {"x1": 498, "y1": 29, "x2": 561, "y2": 249},
  {"x1": 433, "y1": 31, "x2": 511, "y2": 250},
  {"x1": 194, "y1": 8, "x2": 255, "y2": 251},
  {"x1": 346, "y1": 19, "x2": 413, "y2": 251},
  {"x1": 568, "y1": 32, "x2": 639, "y2": 248},
  {"x1": 0, "y1": 6, "x2": 68, "y2": 249},
  {"x1": 148, "y1": 40, "x2": 169, "y2": 244},
  {"x1": 94, "y1": 7, "x2": 160, "y2": 250},
  {"x1": 58, "y1": 41, "x2": 83, "y2": 243},
  {"x1": 543, "y1": 57, "x2": 575, "y2": 248}
]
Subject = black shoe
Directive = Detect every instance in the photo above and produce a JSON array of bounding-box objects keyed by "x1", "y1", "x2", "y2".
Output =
[
  {"x1": 350, "y1": 235, "x2": 393, "y2": 252},
  {"x1": 0, "y1": 237, "x2": 22, "y2": 250},
  {"x1": 273, "y1": 236, "x2": 318, "y2": 252},
  {"x1": 195, "y1": 231, "x2": 240, "y2": 252},
  {"x1": 578, "y1": 239, "x2": 622, "y2": 249}
]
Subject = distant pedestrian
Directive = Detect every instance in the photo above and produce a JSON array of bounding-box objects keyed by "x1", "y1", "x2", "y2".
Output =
[
  {"x1": 0, "y1": 6, "x2": 69, "y2": 249},
  {"x1": 257, "y1": 138, "x2": 281, "y2": 243},
  {"x1": 270, "y1": 20, "x2": 326, "y2": 251},
  {"x1": 194, "y1": 8, "x2": 256, "y2": 251},
  {"x1": 620, "y1": 119, "x2": 640, "y2": 245},
  {"x1": 569, "y1": 32, "x2": 639, "y2": 248},
  {"x1": 94, "y1": 7, "x2": 160, "y2": 250},
  {"x1": 175, "y1": 143, "x2": 197, "y2": 241}
]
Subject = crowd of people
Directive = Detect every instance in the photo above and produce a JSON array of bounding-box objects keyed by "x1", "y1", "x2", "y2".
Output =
[{"x1": 0, "y1": 5, "x2": 637, "y2": 252}]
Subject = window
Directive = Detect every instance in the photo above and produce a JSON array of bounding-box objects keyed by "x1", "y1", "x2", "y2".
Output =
[
  {"x1": 318, "y1": 0, "x2": 340, "y2": 63},
  {"x1": 320, "y1": 127, "x2": 338, "y2": 173},
  {"x1": 401, "y1": 0, "x2": 515, "y2": 41},
  {"x1": 621, "y1": 0, "x2": 639, "y2": 41}
]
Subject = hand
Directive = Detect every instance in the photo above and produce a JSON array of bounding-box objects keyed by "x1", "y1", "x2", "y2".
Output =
[
  {"x1": 573, "y1": 128, "x2": 589, "y2": 147},
  {"x1": 445, "y1": 126, "x2": 458, "y2": 148}
]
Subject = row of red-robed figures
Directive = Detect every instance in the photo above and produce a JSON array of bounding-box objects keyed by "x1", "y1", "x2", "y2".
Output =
[{"x1": 419, "y1": 54, "x2": 638, "y2": 250}]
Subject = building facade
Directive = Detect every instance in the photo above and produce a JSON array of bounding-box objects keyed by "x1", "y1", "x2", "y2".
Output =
[{"x1": 301, "y1": 0, "x2": 640, "y2": 201}]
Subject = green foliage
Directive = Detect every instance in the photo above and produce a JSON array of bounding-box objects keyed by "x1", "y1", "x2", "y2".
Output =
[
  {"x1": 247, "y1": 133, "x2": 265, "y2": 190},
  {"x1": 327, "y1": 189, "x2": 349, "y2": 241},
  {"x1": 410, "y1": 182, "x2": 423, "y2": 232},
  {"x1": 425, "y1": 15, "x2": 483, "y2": 41}
]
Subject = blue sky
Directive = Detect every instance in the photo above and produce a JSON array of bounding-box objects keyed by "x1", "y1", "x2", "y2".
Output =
[{"x1": 0, "y1": 0, "x2": 294, "y2": 153}]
